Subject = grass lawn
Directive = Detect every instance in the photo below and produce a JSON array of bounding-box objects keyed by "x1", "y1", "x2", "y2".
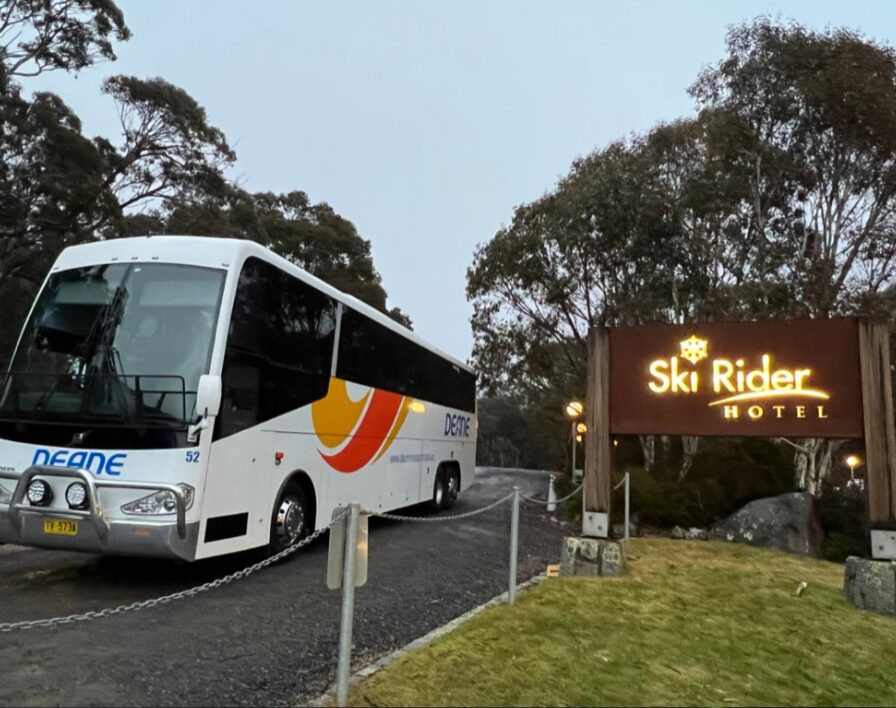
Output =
[{"x1": 348, "y1": 539, "x2": 896, "y2": 707}]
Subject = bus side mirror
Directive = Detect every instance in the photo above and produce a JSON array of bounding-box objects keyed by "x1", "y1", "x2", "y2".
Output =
[{"x1": 196, "y1": 375, "x2": 222, "y2": 419}]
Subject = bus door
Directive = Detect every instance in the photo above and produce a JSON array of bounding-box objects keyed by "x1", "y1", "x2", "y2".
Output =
[{"x1": 197, "y1": 429, "x2": 270, "y2": 558}]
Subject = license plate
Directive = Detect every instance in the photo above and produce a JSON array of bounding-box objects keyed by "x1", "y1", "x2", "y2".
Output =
[{"x1": 44, "y1": 519, "x2": 78, "y2": 536}]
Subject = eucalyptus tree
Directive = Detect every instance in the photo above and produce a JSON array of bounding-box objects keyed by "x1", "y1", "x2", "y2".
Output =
[{"x1": 691, "y1": 18, "x2": 896, "y2": 493}]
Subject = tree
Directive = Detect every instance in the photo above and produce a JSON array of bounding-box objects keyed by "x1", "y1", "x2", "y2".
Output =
[
  {"x1": 0, "y1": 0, "x2": 130, "y2": 80},
  {"x1": 0, "y1": 0, "x2": 412, "y2": 373},
  {"x1": 691, "y1": 18, "x2": 896, "y2": 493},
  {"x1": 469, "y1": 19, "x2": 896, "y2": 494}
]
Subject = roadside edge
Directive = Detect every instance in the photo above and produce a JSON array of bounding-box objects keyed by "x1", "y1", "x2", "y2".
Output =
[{"x1": 306, "y1": 573, "x2": 548, "y2": 707}]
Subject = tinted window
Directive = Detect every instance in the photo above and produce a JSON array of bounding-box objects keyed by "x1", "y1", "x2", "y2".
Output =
[
  {"x1": 336, "y1": 308, "x2": 476, "y2": 412},
  {"x1": 218, "y1": 258, "x2": 337, "y2": 437}
]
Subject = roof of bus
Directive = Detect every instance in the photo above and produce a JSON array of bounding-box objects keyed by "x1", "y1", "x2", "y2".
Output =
[{"x1": 52, "y1": 235, "x2": 475, "y2": 375}]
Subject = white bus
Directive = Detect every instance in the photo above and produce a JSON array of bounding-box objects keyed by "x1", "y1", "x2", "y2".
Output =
[{"x1": 0, "y1": 236, "x2": 477, "y2": 560}]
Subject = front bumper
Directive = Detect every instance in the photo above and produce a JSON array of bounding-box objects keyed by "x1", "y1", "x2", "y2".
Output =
[{"x1": 0, "y1": 466, "x2": 199, "y2": 560}]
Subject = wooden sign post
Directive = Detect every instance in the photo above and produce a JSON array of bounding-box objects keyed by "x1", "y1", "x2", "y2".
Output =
[
  {"x1": 583, "y1": 327, "x2": 611, "y2": 537},
  {"x1": 583, "y1": 317, "x2": 896, "y2": 559},
  {"x1": 858, "y1": 320, "x2": 896, "y2": 555}
]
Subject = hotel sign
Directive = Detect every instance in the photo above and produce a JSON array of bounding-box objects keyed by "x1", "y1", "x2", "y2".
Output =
[{"x1": 608, "y1": 318, "x2": 863, "y2": 438}]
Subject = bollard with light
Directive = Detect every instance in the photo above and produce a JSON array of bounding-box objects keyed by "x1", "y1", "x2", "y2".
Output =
[{"x1": 564, "y1": 400, "x2": 584, "y2": 477}]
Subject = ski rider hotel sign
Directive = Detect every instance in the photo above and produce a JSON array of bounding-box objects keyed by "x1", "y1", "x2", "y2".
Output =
[{"x1": 583, "y1": 317, "x2": 896, "y2": 558}]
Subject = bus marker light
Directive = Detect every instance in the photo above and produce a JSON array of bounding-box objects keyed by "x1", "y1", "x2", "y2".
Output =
[
  {"x1": 65, "y1": 482, "x2": 89, "y2": 510},
  {"x1": 275, "y1": 451, "x2": 284, "y2": 465},
  {"x1": 27, "y1": 479, "x2": 52, "y2": 506}
]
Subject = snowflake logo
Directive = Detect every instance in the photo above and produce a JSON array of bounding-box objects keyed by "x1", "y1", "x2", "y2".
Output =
[{"x1": 680, "y1": 335, "x2": 708, "y2": 365}]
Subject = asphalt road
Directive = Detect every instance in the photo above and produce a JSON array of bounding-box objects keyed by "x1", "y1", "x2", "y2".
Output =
[{"x1": 0, "y1": 467, "x2": 573, "y2": 707}]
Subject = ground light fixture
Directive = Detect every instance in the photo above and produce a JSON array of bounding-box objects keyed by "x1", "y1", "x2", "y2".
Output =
[
  {"x1": 564, "y1": 400, "x2": 584, "y2": 477},
  {"x1": 65, "y1": 482, "x2": 89, "y2": 510},
  {"x1": 26, "y1": 479, "x2": 52, "y2": 506},
  {"x1": 565, "y1": 400, "x2": 584, "y2": 419},
  {"x1": 846, "y1": 454, "x2": 861, "y2": 481}
]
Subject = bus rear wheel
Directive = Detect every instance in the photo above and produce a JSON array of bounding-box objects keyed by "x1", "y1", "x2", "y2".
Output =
[
  {"x1": 443, "y1": 468, "x2": 460, "y2": 510},
  {"x1": 270, "y1": 485, "x2": 309, "y2": 555},
  {"x1": 429, "y1": 472, "x2": 446, "y2": 512}
]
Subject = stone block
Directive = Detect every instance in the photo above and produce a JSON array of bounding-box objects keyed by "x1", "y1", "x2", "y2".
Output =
[
  {"x1": 600, "y1": 541, "x2": 625, "y2": 576},
  {"x1": 844, "y1": 556, "x2": 896, "y2": 616},
  {"x1": 559, "y1": 537, "x2": 625, "y2": 577}
]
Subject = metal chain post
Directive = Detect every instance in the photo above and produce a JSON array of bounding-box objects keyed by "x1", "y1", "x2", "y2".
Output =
[
  {"x1": 508, "y1": 486, "x2": 520, "y2": 605},
  {"x1": 336, "y1": 503, "x2": 360, "y2": 707},
  {"x1": 546, "y1": 475, "x2": 557, "y2": 513},
  {"x1": 624, "y1": 471, "x2": 631, "y2": 540}
]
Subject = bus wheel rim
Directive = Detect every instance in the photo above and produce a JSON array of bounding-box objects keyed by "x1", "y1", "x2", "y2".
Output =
[
  {"x1": 448, "y1": 475, "x2": 458, "y2": 497},
  {"x1": 435, "y1": 481, "x2": 444, "y2": 506},
  {"x1": 277, "y1": 496, "x2": 303, "y2": 546}
]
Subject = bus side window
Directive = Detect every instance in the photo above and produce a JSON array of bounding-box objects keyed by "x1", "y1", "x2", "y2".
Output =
[
  {"x1": 220, "y1": 364, "x2": 260, "y2": 436},
  {"x1": 216, "y1": 257, "x2": 337, "y2": 439}
]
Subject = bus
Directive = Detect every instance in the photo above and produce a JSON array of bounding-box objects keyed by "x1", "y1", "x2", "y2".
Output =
[{"x1": 0, "y1": 236, "x2": 477, "y2": 561}]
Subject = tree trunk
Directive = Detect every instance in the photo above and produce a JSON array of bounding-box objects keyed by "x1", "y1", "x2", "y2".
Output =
[
  {"x1": 639, "y1": 435, "x2": 655, "y2": 472},
  {"x1": 678, "y1": 436, "x2": 700, "y2": 481},
  {"x1": 793, "y1": 438, "x2": 843, "y2": 497}
]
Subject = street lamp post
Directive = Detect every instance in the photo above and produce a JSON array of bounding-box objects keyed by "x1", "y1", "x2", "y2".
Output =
[{"x1": 564, "y1": 401, "x2": 584, "y2": 478}]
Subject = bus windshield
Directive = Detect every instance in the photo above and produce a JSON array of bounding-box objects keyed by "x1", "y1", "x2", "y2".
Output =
[{"x1": 1, "y1": 262, "x2": 225, "y2": 431}]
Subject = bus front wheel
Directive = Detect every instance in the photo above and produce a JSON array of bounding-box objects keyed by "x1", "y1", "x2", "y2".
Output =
[{"x1": 270, "y1": 484, "x2": 309, "y2": 554}]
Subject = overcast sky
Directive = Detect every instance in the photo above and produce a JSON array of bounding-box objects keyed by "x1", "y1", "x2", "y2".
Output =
[{"x1": 28, "y1": 1, "x2": 896, "y2": 362}]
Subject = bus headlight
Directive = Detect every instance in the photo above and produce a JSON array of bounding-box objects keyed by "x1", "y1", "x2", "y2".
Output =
[
  {"x1": 121, "y1": 484, "x2": 194, "y2": 515},
  {"x1": 27, "y1": 479, "x2": 53, "y2": 506},
  {"x1": 65, "y1": 482, "x2": 89, "y2": 510}
]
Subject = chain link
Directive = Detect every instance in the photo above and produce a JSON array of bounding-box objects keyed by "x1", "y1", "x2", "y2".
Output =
[
  {"x1": 0, "y1": 509, "x2": 348, "y2": 633},
  {"x1": 366, "y1": 492, "x2": 514, "y2": 522},
  {"x1": 521, "y1": 482, "x2": 583, "y2": 506}
]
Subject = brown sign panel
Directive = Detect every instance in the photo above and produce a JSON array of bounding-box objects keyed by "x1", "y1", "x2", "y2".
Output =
[{"x1": 608, "y1": 318, "x2": 864, "y2": 438}]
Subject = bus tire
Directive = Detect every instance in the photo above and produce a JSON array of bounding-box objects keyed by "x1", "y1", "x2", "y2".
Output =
[
  {"x1": 269, "y1": 483, "x2": 309, "y2": 555},
  {"x1": 429, "y1": 471, "x2": 446, "y2": 512},
  {"x1": 442, "y1": 467, "x2": 460, "y2": 510}
]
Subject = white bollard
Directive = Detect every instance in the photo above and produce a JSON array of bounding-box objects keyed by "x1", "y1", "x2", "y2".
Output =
[
  {"x1": 546, "y1": 474, "x2": 557, "y2": 513},
  {"x1": 509, "y1": 487, "x2": 520, "y2": 605}
]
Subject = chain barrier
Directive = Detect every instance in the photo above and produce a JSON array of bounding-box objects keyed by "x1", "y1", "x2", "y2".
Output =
[
  {"x1": 366, "y1": 492, "x2": 514, "y2": 522},
  {"x1": 3, "y1": 490, "x2": 524, "y2": 632},
  {"x1": 521, "y1": 482, "x2": 583, "y2": 506},
  {"x1": 0, "y1": 509, "x2": 348, "y2": 634}
]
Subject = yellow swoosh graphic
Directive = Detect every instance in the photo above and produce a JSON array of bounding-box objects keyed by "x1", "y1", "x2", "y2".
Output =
[
  {"x1": 708, "y1": 390, "x2": 829, "y2": 407},
  {"x1": 311, "y1": 378, "x2": 370, "y2": 448}
]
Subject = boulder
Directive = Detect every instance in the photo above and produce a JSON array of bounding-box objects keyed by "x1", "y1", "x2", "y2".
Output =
[
  {"x1": 672, "y1": 525, "x2": 709, "y2": 541},
  {"x1": 612, "y1": 520, "x2": 640, "y2": 538},
  {"x1": 843, "y1": 556, "x2": 896, "y2": 616},
  {"x1": 709, "y1": 492, "x2": 823, "y2": 557}
]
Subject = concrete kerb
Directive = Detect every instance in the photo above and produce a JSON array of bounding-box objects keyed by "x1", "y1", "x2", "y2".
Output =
[{"x1": 307, "y1": 573, "x2": 548, "y2": 707}]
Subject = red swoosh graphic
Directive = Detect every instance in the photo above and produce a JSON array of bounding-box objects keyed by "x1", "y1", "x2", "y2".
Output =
[{"x1": 320, "y1": 389, "x2": 404, "y2": 473}]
